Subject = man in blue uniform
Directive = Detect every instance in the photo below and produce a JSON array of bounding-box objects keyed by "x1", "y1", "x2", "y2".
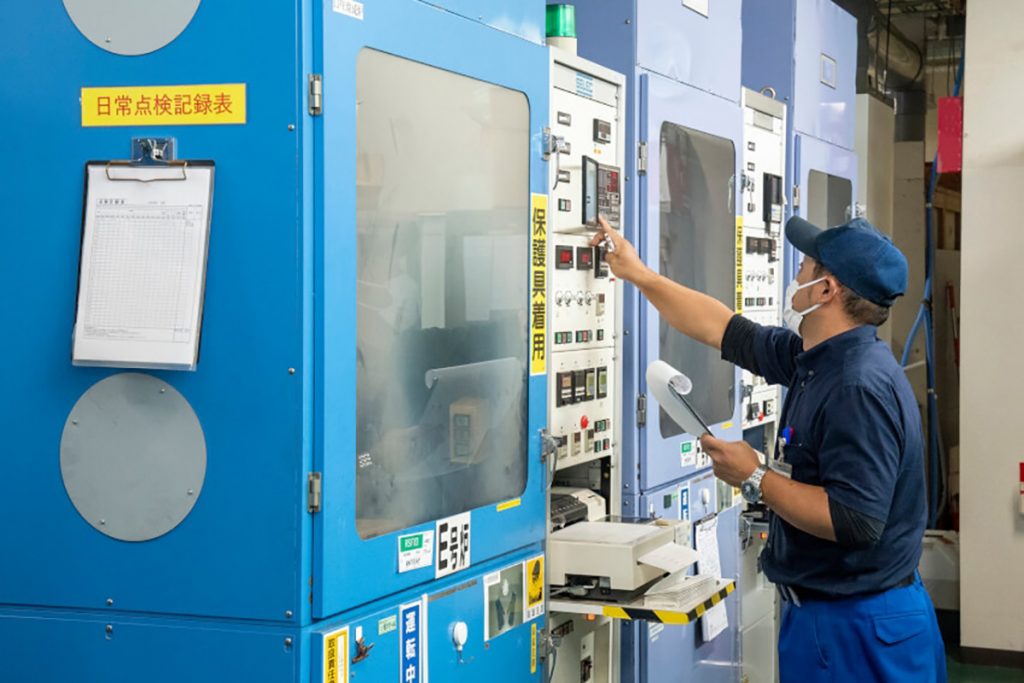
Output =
[{"x1": 592, "y1": 215, "x2": 946, "y2": 681}]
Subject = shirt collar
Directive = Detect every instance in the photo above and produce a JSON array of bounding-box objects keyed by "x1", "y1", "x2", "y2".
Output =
[{"x1": 795, "y1": 325, "x2": 878, "y2": 374}]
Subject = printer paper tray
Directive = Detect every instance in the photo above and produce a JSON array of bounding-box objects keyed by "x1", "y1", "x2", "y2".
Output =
[{"x1": 549, "y1": 578, "x2": 735, "y2": 625}]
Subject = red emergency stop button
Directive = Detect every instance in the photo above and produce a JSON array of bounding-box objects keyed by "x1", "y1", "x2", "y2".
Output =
[{"x1": 581, "y1": 416, "x2": 589, "y2": 429}]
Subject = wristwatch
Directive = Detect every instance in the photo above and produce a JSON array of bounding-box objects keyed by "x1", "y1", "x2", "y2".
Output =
[{"x1": 741, "y1": 464, "x2": 769, "y2": 504}]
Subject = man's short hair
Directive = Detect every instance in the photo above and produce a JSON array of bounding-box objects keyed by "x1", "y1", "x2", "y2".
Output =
[{"x1": 813, "y1": 262, "x2": 891, "y2": 327}]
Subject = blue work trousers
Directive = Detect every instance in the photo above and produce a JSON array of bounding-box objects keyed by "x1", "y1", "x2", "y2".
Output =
[{"x1": 779, "y1": 578, "x2": 947, "y2": 682}]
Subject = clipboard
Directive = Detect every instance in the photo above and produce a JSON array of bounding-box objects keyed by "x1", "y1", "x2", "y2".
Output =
[
  {"x1": 646, "y1": 360, "x2": 714, "y2": 437},
  {"x1": 71, "y1": 154, "x2": 215, "y2": 371}
]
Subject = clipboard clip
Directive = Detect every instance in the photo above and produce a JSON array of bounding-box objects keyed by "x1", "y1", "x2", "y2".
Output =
[{"x1": 105, "y1": 137, "x2": 187, "y2": 182}]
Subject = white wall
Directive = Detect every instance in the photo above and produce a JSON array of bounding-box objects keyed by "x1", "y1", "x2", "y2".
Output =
[{"x1": 959, "y1": 5, "x2": 1024, "y2": 654}]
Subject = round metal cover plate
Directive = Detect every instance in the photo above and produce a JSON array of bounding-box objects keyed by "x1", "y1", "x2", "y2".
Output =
[
  {"x1": 63, "y1": 0, "x2": 201, "y2": 56},
  {"x1": 60, "y1": 373, "x2": 206, "y2": 542}
]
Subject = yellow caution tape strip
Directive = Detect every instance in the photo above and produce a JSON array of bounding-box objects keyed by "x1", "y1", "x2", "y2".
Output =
[{"x1": 600, "y1": 582, "x2": 735, "y2": 625}]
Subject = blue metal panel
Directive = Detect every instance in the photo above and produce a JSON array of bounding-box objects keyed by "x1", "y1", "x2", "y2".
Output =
[
  {"x1": 637, "y1": 73, "x2": 743, "y2": 493},
  {"x1": 742, "y1": 0, "x2": 856, "y2": 150},
  {"x1": 792, "y1": 0, "x2": 857, "y2": 149},
  {"x1": 309, "y1": 545, "x2": 546, "y2": 682},
  {"x1": 630, "y1": 481, "x2": 742, "y2": 683},
  {"x1": 314, "y1": 1, "x2": 550, "y2": 619},
  {"x1": 423, "y1": 0, "x2": 547, "y2": 43},
  {"x1": 0, "y1": 545, "x2": 544, "y2": 683},
  {"x1": 740, "y1": 0, "x2": 797, "y2": 106},
  {"x1": 0, "y1": 608, "x2": 302, "y2": 682},
  {"x1": 0, "y1": 1, "x2": 309, "y2": 622},
  {"x1": 636, "y1": 0, "x2": 742, "y2": 102},
  {"x1": 783, "y1": 134, "x2": 858, "y2": 281}
]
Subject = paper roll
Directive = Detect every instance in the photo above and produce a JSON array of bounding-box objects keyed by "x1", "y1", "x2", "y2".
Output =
[{"x1": 646, "y1": 360, "x2": 712, "y2": 437}]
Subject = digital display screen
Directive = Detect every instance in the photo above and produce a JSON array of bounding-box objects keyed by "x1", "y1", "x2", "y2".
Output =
[
  {"x1": 582, "y1": 156, "x2": 598, "y2": 226},
  {"x1": 576, "y1": 247, "x2": 593, "y2": 269},
  {"x1": 556, "y1": 245, "x2": 574, "y2": 269}
]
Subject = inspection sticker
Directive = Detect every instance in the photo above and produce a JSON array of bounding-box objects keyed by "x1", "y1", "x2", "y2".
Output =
[
  {"x1": 680, "y1": 484, "x2": 691, "y2": 522},
  {"x1": 333, "y1": 0, "x2": 364, "y2": 20},
  {"x1": 398, "y1": 530, "x2": 434, "y2": 573},
  {"x1": 81, "y1": 84, "x2": 246, "y2": 127},
  {"x1": 436, "y1": 512, "x2": 471, "y2": 578},
  {"x1": 530, "y1": 193, "x2": 548, "y2": 376},
  {"x1": 322, "y1": 626, "x2": 349, "y2": 683},
  {"x1": 681, "y1": 440, "x2": 696, "y2": 468}
]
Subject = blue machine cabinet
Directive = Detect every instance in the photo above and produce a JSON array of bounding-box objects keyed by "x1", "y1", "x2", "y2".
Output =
[
  {"x1": 742, "y1": 0, "x2": 859, "y2": 281},
  {"x1": 0, "y1": 1, "x2": 550, "y2": 680},
  {"x1": 624, "y1": 477, "x2": 744, "y2": 683},
  {"x1": 570, "y1": 1, "x2": 745, "y2": 681}
]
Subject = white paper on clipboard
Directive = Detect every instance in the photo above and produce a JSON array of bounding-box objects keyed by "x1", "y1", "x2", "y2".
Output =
[
  {"x1": 695, "y1": 515, "x2": 728, "y2": 641},
  {"x1": 72, "y1": 162, "x2": 214, "y2": 370}
]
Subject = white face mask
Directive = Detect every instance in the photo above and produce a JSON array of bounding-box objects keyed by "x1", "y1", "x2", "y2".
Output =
[{"x1": 783, "y1": 276, "x2": 826, "y2": 335}]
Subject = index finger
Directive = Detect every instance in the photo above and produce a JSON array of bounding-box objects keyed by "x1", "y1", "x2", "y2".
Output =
[{"x1": 589, "y1": 220, "x2": 610, "y2": 246}]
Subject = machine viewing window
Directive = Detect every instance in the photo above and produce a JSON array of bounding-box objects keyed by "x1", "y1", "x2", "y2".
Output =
[
  {"x1": 807, "y1": 170, "x2": 853, "y2": 228},
  {"x1": 658, "y1": 122, "x2": 736, "y2": 437},
  {"x1": 354, "y1": 49, "x2": 530, "y2": 539}
]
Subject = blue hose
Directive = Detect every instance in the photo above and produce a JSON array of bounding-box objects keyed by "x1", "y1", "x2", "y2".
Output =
[{"x1": 900, "y1": 51, "x2": 965, "y2": 527}]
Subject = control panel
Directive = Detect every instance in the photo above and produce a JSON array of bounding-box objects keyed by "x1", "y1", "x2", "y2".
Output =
[
  {"x1": 548, "y1": 52, "x2": 624, "y2": 481},
  {"x1": 544, "y1": 49, "x2": 625, "y2": 683},
  {"x1": 741, "y1": 89, "x2": 786, "y2": 430}
]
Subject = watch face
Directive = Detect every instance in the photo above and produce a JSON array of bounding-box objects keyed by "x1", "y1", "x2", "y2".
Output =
[{"x1": 741, "y1": 481, "x2": 759, "y2": 503}]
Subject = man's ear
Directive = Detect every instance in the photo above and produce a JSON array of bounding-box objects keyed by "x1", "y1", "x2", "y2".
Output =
[{"x1": 820, "y1": 275, "x2": 842, "y2": 302}]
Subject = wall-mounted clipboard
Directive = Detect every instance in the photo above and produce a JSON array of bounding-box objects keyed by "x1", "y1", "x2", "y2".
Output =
[{"x1": 71, "y1": 159, "x2": 215, "y2": 371}]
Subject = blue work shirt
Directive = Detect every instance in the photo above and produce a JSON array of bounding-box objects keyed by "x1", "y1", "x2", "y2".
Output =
[{"x1": 722, "y1": 320, "x2": 926, "y2": 596}]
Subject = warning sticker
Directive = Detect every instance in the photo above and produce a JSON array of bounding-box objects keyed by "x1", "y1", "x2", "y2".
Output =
[
  {"x1": 735, "y1": 216, "x2": 744, "y2": 313},
  {"x1": 398, "y1": 530, "x2": 434, "y2": 573},
  {"x1": 484, "y1": 563, "x2": 525, "y2": 641},
  {"x1": 531, "y1": 623, "x2": 538, "y2": 673},
  {"x1": 435, "y1": 512, "x2": 471, "y2": 579},
  {"x1": 323, "y1": 626, "x2": 349, "y2": 683},
  {"x1": 524, "y1": 555, "x2": 545, "y2": 621},
  {"x1": 530, "y1": 194, "x2": 548, "y2": 376},
  {"x1": 81, "y1": 84, "x2": 246, "y2": 127}
]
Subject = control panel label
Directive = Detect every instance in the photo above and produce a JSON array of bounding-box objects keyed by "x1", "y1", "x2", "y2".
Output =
[
  {"x1": 531, "y1": 193, "x2": 548, "y2": 376},
  {"x1": 81, "y1": 84, "x2": 246, "y2": 127},
  {"x1": 378, "y1": 615, "x2": 397, "y2": 636},
  {"x1": 681, "y1": 440, "x2": 696, "y2": 468},
  {"x1": 332, "y1": 0, "x2": 364, "y2": 20},
  {"x1": 680, "y1": 484, "x2": 691, "y2": 522},
  {"x1": 575, "y1": 72, "x2": 595, "y2": 99},
  {"x1": 399, "y1": 600, "x2": 424, "y2": 683},
  {"x1": 323, "y1": 626, "x2": 349, "y2": 683},
  {"x1": 435, "y1": 512, "x2": 471, "y2": 578},
  {"x1": 525, "y1": 555, "x2": 545, "y2": 621},
  {"x1": 398, "y1": 530, "x2": 434, "y2": 573}
]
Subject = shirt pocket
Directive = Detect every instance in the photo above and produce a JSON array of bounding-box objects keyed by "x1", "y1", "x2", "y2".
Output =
[{"x1": 781, "y1": 444, "x2": 820, "y2": 484}]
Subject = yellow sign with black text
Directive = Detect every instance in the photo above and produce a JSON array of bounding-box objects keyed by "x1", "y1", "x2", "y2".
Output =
[
  {"x1": 530, "y1": 194, "x2": 548, "y2": 376},
  {"x1": 81, "y1": 83, "x2": 247, "y2": 127},
  {"x1": 735, "y1": 216, "x2": 744, "y2": 313},
  {"x1": 323, "y1": 626, "x2": 349, "y2": 683}
]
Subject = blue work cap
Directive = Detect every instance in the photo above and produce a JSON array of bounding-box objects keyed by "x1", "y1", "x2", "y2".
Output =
[{"x1": 785, "y1": 216, "x2": 909, "y2": 307}]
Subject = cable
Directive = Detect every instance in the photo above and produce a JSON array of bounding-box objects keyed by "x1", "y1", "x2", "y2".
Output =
[
  {"x1": 900, "y1": 46, "x2": 965, "y2": 528},
  {"x1": 883, "y1": 0, "x2": 894, "y2": 92}
]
